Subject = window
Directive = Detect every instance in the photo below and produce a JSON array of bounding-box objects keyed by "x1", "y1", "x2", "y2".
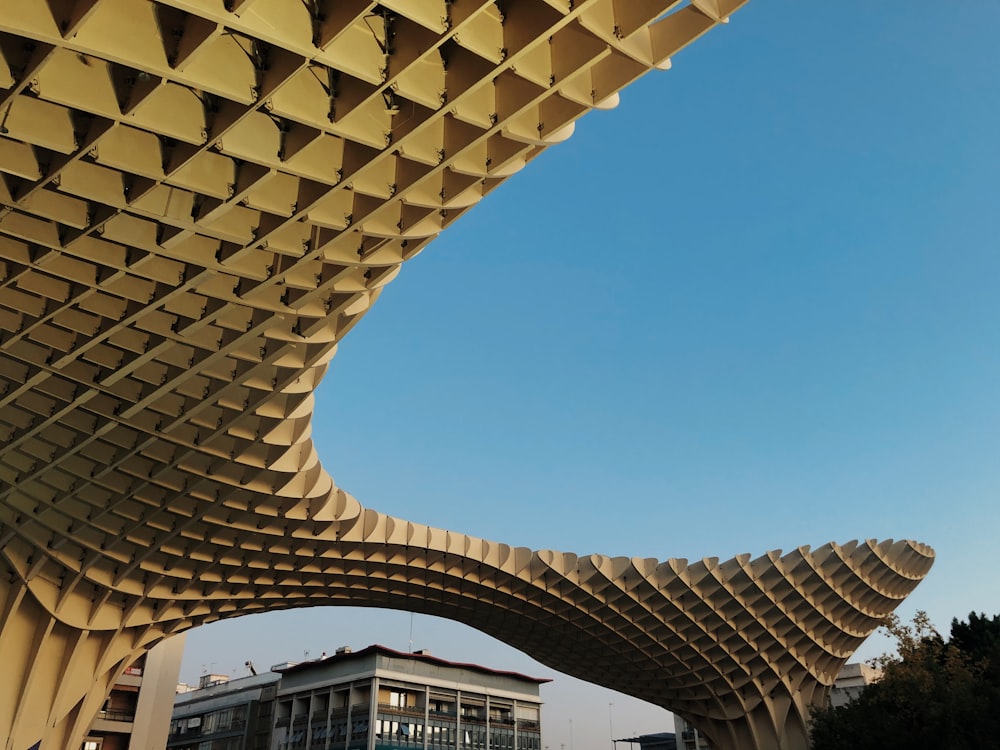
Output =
[
  {"x1": 351, "y1": 718, "x2": 369, "y2": 738},
  {"x1": 465, "y1": 727, "x2": 486, "y2": 749},
  {"x1": 202, "y1": 712, "x2": 217, "y2": 733},
  {"x1": 83, "y1": 742, "x2": 101, "y2": 750},
  {"x1": 515, "y1": 705, "x2": 539, "y2": 722},
  {"x1": 330, "y1": 720, "x2": 347, "y2": 740}
]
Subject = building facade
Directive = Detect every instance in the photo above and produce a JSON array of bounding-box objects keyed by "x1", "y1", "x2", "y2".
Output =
[
  {"x1": 168, "y1": 646, "x2": 545, "y2": 750},
  {"x1": 616, "y1": 733, "x2": 677, "y2": 750},
  {"x1": 274, "y1": 646, "x2": 544, "y2": 750},
  {"x1": 169, "y1": 671, "x2": 280, "y2": 750},
  {"x1": 674, "y1": 716, "x2": 710, "y2": 750},
  {"x1": 82, "y1": 635, "x2": 185, "y2": 750},
  {"x1": 828, "y1": 663, "x2": 881, "y2": 709}
]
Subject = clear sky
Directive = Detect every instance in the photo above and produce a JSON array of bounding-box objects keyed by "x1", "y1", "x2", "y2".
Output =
[{"x1": 181, "y1": 3, "x2": 1000, "y2": 748}]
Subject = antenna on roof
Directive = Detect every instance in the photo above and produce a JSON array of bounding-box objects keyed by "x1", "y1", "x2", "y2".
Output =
[
  {"x1": 245, "y1": 660, "x2": 257, "y2": 676},
  {"x1": 408, "y1": 612, "x2": 414, "y2": 652}
]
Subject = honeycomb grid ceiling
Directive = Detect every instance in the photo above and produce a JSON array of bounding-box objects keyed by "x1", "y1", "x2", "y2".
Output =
[{"x1": 0, "y1": 2, "x2": 933, "y2": 750}]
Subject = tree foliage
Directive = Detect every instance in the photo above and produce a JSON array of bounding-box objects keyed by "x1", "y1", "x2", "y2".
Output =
[{"x1": 810, "y1": 611, "x2": 1000, "y2": 750}]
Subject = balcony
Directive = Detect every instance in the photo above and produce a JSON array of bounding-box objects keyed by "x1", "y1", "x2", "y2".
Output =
[
  {"x1": 90, "y1": 708, "x2": 136, "y2": 733},
  {"x1": 378, "y1": 703, "x2": 425, "y2": 717},
  {"x1": 99, "y1": 709, "x2": 136, "y2": 722}
]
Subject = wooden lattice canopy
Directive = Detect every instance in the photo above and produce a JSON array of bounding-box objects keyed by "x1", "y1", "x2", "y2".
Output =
[{"x1": 0, "y1": 2, "x2": 933, "y2": 749}]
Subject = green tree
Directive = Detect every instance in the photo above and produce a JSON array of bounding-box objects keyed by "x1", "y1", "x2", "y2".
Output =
[{"x1": 809, "y1": 612, "x2": 1000, "y2": 750}]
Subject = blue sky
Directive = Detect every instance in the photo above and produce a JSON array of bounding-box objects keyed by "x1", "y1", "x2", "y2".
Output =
[{"x1": 182, "y1": 3, "x2": 1000, "y2": 746}]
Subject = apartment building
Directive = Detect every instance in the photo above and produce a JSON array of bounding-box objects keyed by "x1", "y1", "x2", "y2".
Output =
[
  {"x1": 82, "y1": 635, "x2": 186, "y2": 750},
  {"x1": 168, "y1": 671, "x2": 281, "y2": 750},
  {"x1": 167, "y1": 645, "x2": 547, "y2": 750},
  {"x1": 273, "y1": 646, "x2": 546, "y2": 750}
]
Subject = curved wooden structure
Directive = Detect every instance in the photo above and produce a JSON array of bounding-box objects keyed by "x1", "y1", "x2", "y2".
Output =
[{"x1": 0, "y1": 2, "x2": 933, "y2": 749}]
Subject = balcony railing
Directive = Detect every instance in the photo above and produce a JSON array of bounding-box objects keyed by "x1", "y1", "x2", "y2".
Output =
[
  {"x1": 98, "y1": 709, "x2": 136, "y2": 723},
  {"x1": 378, "y1": 703, "x2": 425, "y2": 716}
]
